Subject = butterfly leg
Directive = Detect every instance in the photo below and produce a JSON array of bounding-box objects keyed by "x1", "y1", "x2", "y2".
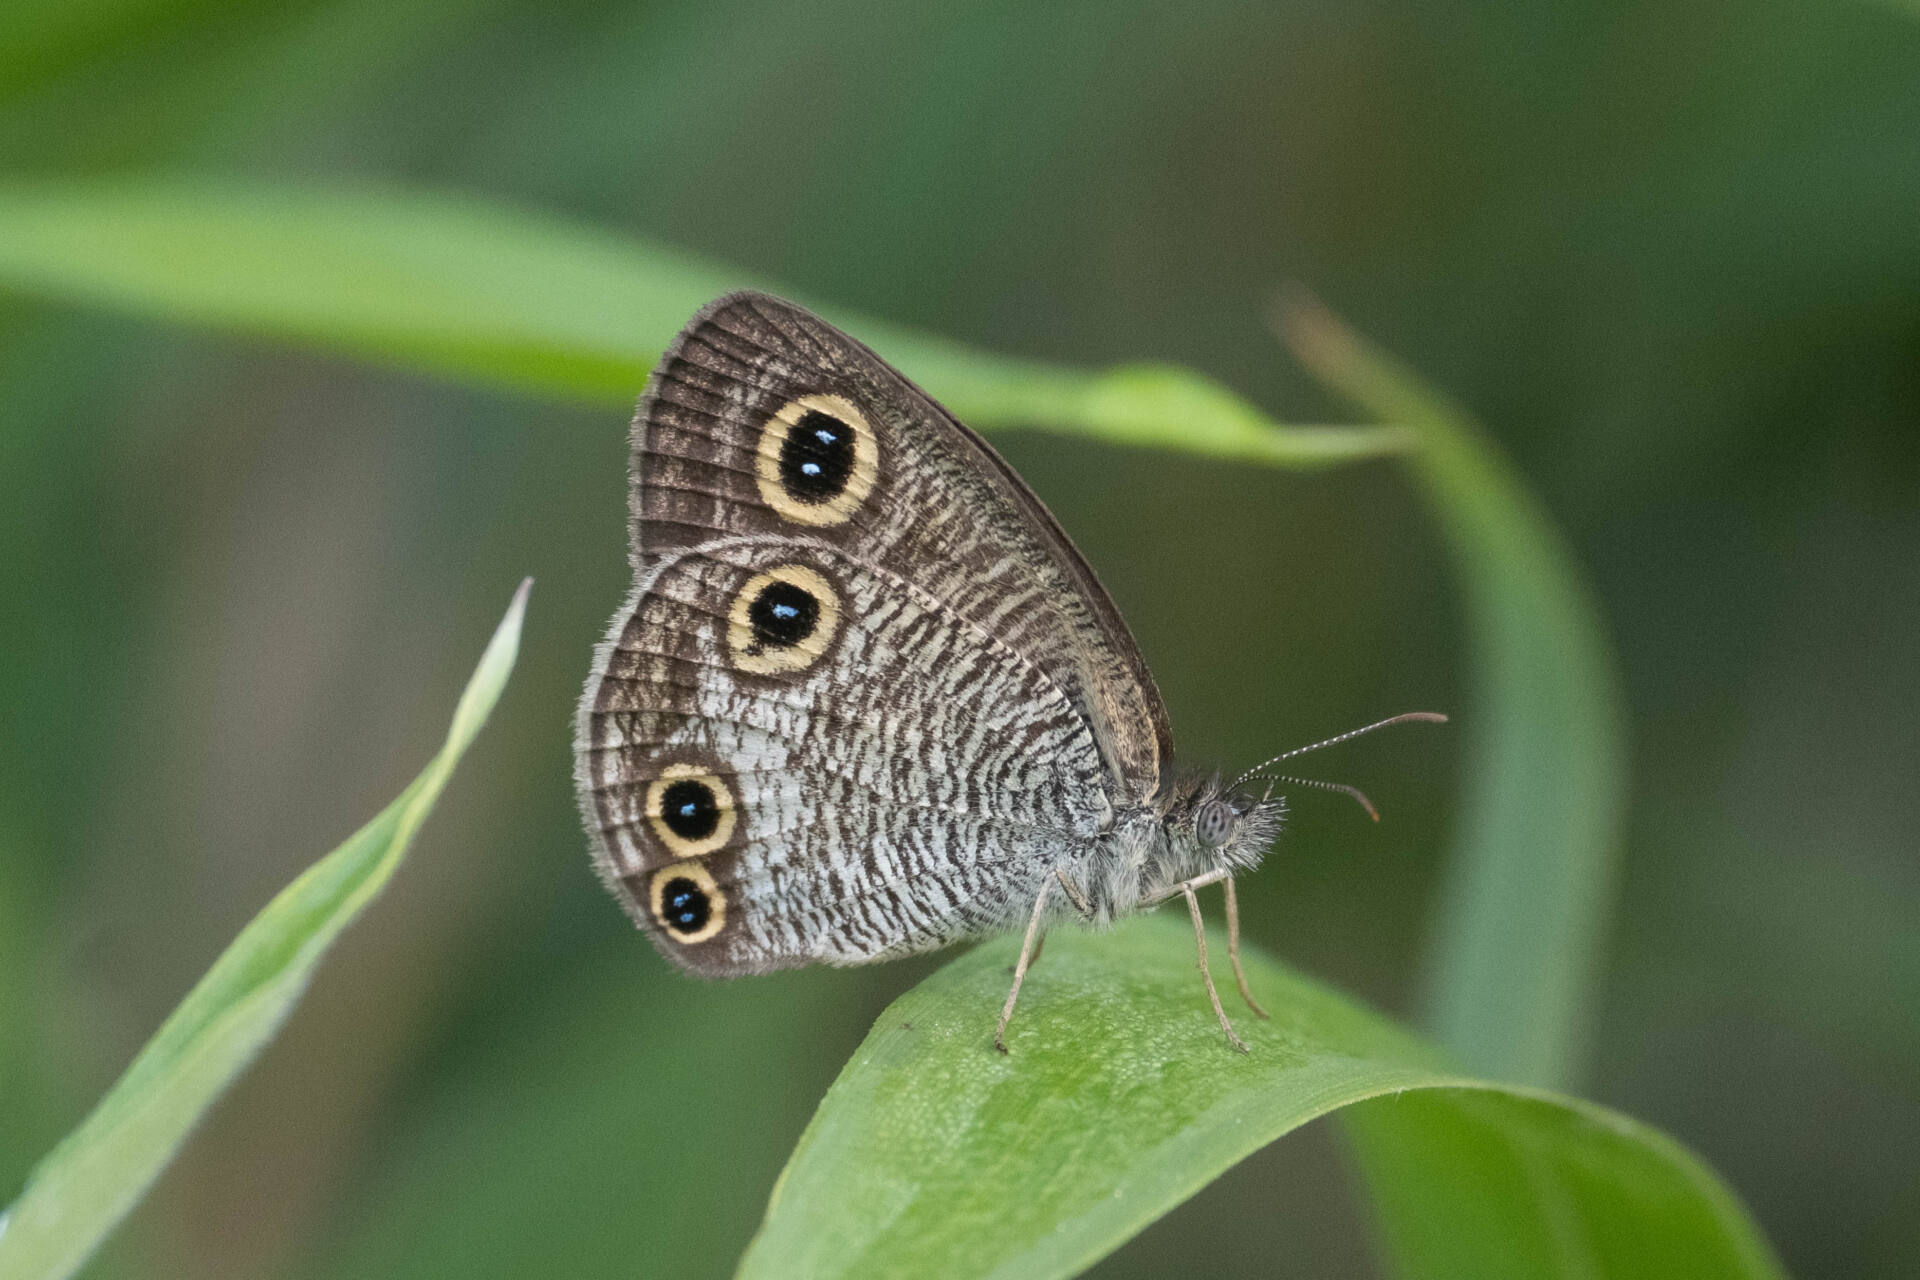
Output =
[
  {"x1": 1054, "y1": 867, "x2": 1095, "y2": 919},
  {"x1": 994, "y1": 875, "x2": 1054, "y2": 1054},
  {"x1": 1014, "y1": 869, "x2": 1088, "y2": 976},
  {"x1": 1222, "y1": 877, "x2": 1270, "y2": 1019},
  {"x1": 1137, "y1": 867, "x2": 1229, "y2": 910},
  {"x1": 1183, "y1": 883, "x2": 1250, "y2": 1054}
]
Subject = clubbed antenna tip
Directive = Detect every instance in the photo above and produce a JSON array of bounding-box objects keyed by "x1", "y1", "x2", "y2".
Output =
[
  {"x1": 1229, "y1": 711, "x2": 1447, "y2": 792},
  {"x1": 1230, "y1": 711, "x2": 1447, "y2": 822}
]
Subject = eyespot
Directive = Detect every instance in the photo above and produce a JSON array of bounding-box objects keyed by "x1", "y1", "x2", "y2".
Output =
[
  {"x1": 754, "y1": 394, "x2": 878, "y2": 526},
  {"x1": 727, "y1": 564, "x2": 841, "y2": 675},
  {"x1": 1195, "y1": 799, "x2": 1237, "y2": 849},
  {"x1": 647, "y1": 861, "x2": 725, "y2": 943},
  {"x1": 644, "y1": 763, "x2": 737, "y2": 857},
  {"x1": 749, "y1": 578, "x2": 818, "y2": 647}
]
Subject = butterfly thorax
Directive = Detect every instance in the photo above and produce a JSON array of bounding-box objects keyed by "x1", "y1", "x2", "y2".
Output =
[{"x1": 1076, "y1": 774, "x2": 1285, "y2": 924}]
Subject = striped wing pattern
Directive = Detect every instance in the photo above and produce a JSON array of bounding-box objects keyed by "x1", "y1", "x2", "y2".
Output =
[{"x1": 576, "y1": 293, "x2": 1170, "y2": 973}]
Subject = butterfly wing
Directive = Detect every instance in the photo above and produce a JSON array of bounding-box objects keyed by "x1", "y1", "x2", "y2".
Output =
[
  {"x1": 576, "y1": 292, "x2": 1171, "y2": 973},
  {"x1": 581, "y1": 537, "x2": 1110, "y2": 971}
]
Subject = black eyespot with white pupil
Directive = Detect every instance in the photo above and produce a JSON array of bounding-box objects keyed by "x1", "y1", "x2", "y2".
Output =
[
  {"x1": 778, "y1": 410, "x2": 857, "y2": 503},
  {"x1": 1195, "y1": 800, "x2": 1237, "y2": 849},
  {"x1": 748, "y1": 579, "x2": 819, "y2": 648},
  {"x1": 753, "y1": 395, "x2": 876, "y2": 527},
  {"x1": 660, "y1": 877, "x2": 711, "y2": 934},
  {"x1": 658, "y1": 778, "x2": 720, "y2": 841}
]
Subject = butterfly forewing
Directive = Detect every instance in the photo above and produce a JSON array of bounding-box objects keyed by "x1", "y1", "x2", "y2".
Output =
[{"x1": 633, "y1": 293, "x2": 1170, "y2": 787}]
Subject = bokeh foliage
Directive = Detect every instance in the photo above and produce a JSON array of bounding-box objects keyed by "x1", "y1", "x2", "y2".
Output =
[
  {"x1": 2, "y1": 2, "x2": 1917, "y2": 1278},
  {"x1": 0, "y1": 179, "x2": 1669, "y2": 1276},
  {"x1": 0, "y1": 584, "x2": 526, "y2": 1280}
]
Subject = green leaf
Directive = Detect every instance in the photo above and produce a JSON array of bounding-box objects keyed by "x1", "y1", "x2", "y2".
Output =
[
  {"x1": 0, "y1": 180, "x2": 1402, "y2": 468},
  {"x1": 1282, "y1": 298, "x2": 1628, "y2": 1090},
  {"x1": 738, "y1": 917, "x2": 1780, "y2": 1280},
  {"x1": 1342, "y1": 1088, "x2": 1780, "y2": 1280},
  {"x1": 0, "y1": 579, "x2": 530, "y2": 1280}
]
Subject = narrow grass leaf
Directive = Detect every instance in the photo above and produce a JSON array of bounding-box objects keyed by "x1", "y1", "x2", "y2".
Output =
[
  {"x1": 0, "y1": 580, "x2": 530, "y2": 1280},
  {"x1": 738, "y1": 918, "x2": 1779, "y2": 1280},
  {"x1": 0, "y1": 180, "x2": 1401, "y2": 468},
  {"x1": 1281, "y1": 297, "x2": 1629, "y2": 1091}
]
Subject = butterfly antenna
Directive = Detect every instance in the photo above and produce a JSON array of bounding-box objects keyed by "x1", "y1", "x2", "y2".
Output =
[
  {"x1": 1228, "y1": 712, "x2": 1447, "y2": 792},
  {"x1": 1259, "y1": 774, "x2": 1381, "y2": 822}
]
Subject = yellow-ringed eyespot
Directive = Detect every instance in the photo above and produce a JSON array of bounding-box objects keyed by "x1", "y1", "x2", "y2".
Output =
[
  {"x1": 727, "y1": 563, "x2": 841, "y2": 675},
  {"x1": 643, "y1": 763, "x2": 737, "y2": 858},
  {"x1": 648, "y1": 861, "x2": 725, "y2": 943},
  {"x1": 754, "y1": 393, "x2": 879, "y2": 526}
]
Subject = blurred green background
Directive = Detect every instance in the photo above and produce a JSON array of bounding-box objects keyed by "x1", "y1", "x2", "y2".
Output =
[{"x1": 3, "y1": 2, "x2": 1917, "y2": 1277}]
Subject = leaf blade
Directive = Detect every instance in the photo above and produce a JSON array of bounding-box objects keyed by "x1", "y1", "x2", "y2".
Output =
[
  {"x1": 0, "y1": 579, "x2": 530, "y2": 1280},
  {"x1": 1344, "y1": 1089, "x2": 1781, "y2": 1280},
  {"x1": 1281, "y1": 298, "x2": 1629, "y2": 1090},
  {"x1": 737, "y1": 919, "x2": 1777, "y2": 1280},
  {"x1": 0, "y1": 180, "x2": 1402, "y2": 468}
]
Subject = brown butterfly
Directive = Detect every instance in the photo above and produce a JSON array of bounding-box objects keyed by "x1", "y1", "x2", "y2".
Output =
[{"x1": 574, "y1": 292, "x2": 1441, "y2": 1051}]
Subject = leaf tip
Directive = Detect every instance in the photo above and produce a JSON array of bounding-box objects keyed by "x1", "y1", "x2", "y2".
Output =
[
  {"x1": 443, "y1": 577, "x2": 532, "y2": 755},
  {"x1": 1268, "y1": 283, "x2": 1358, "y2": 384}
]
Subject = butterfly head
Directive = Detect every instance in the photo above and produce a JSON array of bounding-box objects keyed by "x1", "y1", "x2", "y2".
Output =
[{"x1": 1161, "y1": 774, "x2": 1286, "y2": 878}]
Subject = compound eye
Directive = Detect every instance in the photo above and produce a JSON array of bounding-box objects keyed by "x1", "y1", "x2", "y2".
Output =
[{"x1": 1195, "y1": 799, "x2": 1238, "y2": 849}]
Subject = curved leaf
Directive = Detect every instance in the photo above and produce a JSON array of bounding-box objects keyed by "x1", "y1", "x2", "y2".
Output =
[
  {"x1": 0, "y1": 580, "x2": 530, "y2": 1280},
  {"x1": 1282, "y1": 298, "x2": 1628, "y2": 1090},
  {"x1": 738, "y1": 917, "x2": 1780, "y2": 1280},
  {"x1": 0, "y1": 181, "x2": 1402, "y2": 468}
]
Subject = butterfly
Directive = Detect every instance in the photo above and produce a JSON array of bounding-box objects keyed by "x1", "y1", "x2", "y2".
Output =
[{"x1": 574, "y1": 291, "x2": 1441, "y2": 1052}]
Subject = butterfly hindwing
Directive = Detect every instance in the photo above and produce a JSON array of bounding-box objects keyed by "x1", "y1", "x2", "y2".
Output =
[{"x1": 580, "y1": 537, "x2": 1102, "y2": 972}]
